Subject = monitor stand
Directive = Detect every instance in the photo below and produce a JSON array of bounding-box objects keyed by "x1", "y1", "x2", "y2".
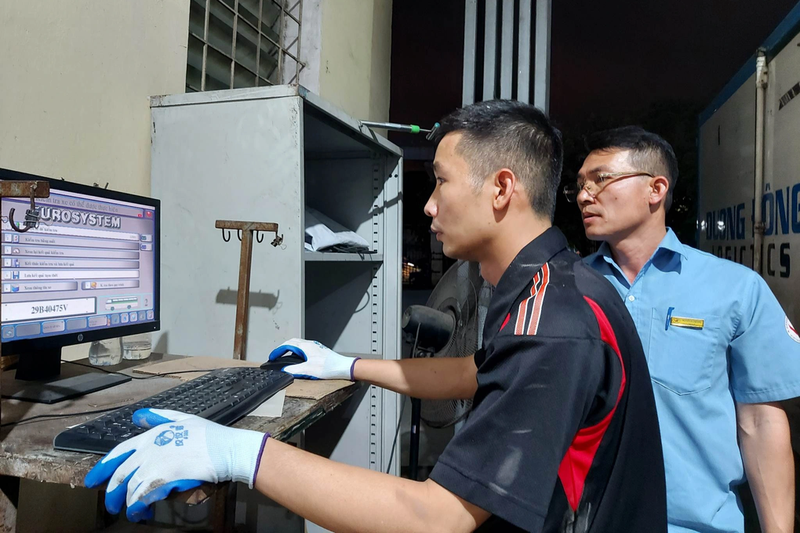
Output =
[{"x1": 5, "y1": 347, "x2": 131, "y2": 404}]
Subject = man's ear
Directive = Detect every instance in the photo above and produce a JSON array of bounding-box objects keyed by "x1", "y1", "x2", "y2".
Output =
[
  {"x1": 492, "y1": 168, "x2": 517, "y2": 210},
  {"x1": 649, "y1": 175, "x2": 670, "y2": 207}
]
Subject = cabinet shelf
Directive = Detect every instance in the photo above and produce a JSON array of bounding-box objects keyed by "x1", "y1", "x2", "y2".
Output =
[{"x1": 152, "y1": 86, "x2": 402, "y2": 506}]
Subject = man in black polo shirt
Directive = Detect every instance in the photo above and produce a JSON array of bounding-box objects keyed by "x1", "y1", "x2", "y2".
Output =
[
  {"x1": 433, "y1": 227, "x2": 663, "y2": 531},
  {"x1": 86, "y1": 101, "x2": 666, "y2": 532},
  {"x1": 417, "y1": 101, "x2": 666, "y2": 531}
]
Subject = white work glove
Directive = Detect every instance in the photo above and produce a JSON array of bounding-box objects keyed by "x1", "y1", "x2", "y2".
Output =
[
  {"x1": 84, "y1": 409, "x2": 268, "y2": 522},
  {"x1": 268, "y1": 338, "x2": 359, "y2": 380}
]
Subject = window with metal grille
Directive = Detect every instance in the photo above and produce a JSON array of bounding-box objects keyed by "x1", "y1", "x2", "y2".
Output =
[{"x1": 185, "y1": 0, "x2": 303, "y2": 92}]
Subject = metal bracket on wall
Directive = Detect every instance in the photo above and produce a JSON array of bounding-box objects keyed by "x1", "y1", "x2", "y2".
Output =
[
  {"x1": 4, "y1": 181, "x2": 49, "y2": 233},
  {"x1": 215, "y1": 220, "x2": 282, "y2": 360}
]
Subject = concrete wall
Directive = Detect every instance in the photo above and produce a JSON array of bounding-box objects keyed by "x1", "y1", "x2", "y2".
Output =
[
  {"x1": 0, "y1": 0, "x2": 190, "y2": 196},
  {"x1": 0, "y1": 0, "x2": 393, "y2": 187},
  {"x1": 0, "y1": 2, "x2": 392, "y2": 530},
  {"x1": 0, "y1": 0, "x2": 190, "y2": 362},
  {"x1": 316, "y1": 0, "x2": 393, "y2": 122}
]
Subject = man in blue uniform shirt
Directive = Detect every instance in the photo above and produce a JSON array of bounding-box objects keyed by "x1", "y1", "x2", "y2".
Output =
[{"x1": 572, "y1": 126, "x2": 798, "y2": 533}]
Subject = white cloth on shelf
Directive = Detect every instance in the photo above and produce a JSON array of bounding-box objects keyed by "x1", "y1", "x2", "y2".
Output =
[{"x1": 304, "y1": 206, "x2": 370, "y2": 252}]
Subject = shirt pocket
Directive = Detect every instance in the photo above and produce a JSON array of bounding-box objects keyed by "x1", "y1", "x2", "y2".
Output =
[{"x1": 648, "y1": 307, "x2": 721, "y2": 395}]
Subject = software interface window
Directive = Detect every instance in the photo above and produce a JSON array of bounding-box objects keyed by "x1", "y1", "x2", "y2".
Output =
[{"x1": 0, "y1": 189, "x2": 157, "y2": 340}]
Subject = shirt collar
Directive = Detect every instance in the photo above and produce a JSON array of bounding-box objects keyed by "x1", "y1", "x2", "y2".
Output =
[
  {"x1": 658, "y1": 228, "x2": 687, "y2": 259},
  {"x1": 493, "y1": 227, "x2": 569, "y2": 297},
  {"x1": 591, "y1": 227, "x2": 687, "y2": 268},
  {"x1": 483, "y1": 227, "x2": 568, "y2": 345}
]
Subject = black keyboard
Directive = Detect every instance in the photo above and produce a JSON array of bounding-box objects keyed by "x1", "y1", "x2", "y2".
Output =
[{"x1": 54, "y1": 367, "x2": 293, "y2": 454}]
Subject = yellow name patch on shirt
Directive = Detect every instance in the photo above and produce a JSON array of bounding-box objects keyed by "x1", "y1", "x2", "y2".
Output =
[{"x1": 669, "y1": 316, "x2": 704, "y2": 329}]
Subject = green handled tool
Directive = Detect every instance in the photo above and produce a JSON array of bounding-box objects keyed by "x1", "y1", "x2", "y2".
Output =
[{"x1": 361, "y1": 121, "x2": 440, "y2": 141}]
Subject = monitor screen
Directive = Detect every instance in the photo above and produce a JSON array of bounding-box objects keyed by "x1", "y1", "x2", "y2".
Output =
[{"x1": 1, "y1": 173, "x2": 159, "y2": 350}]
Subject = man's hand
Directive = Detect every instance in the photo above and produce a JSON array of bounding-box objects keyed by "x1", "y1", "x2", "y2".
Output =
[
  {"x1": 84, "y1": 409, "x2": 267, "y2": 522},
  {"x1": 84, "y1": 408, "x2": 489, "y2": 532},
  {"x1": 268, "y1": 338, "x2": 358, "y2": 380}
]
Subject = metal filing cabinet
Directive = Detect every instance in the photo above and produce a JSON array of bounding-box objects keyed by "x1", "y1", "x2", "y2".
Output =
[{"x1": 150, "y1": 85, "x2": 402, "y2": 531}]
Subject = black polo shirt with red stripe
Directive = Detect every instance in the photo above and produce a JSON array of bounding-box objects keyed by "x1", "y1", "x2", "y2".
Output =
[{"x1": 428, "y1": 227, "x2": 667, "y2": 532}]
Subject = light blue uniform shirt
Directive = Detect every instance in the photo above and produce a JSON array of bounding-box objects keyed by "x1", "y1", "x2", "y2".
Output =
[{"x1": 586, "y1": 228, "x2": 800, "y2": 533}]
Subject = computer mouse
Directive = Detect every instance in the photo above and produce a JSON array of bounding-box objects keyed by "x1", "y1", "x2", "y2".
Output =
[{"x1": 260, "y1": 352, "x2": 305, "y2": 370}]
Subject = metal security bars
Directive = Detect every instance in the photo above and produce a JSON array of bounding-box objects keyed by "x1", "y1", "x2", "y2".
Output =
[
  {"x1": 185, "y1": 0, "x2": 304, "y2": 92},
  {"x1": 462, "y1": 0, "x2": 550, "y2": 111}
]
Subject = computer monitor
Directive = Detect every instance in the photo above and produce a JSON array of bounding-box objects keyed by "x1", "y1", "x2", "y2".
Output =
[{"x1": 1, "y1": 168, "x2": 160, "y2": 403}]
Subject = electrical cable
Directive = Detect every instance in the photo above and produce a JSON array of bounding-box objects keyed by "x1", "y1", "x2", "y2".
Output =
[
  {"x1": 1, "y1": 407, "x2": 120, "y2": 428},
  {"x1": 385, "y1": 395, "x2": 407, "y2": 474},
  {"x1": 385, "y1": 323, "x2": 421, "y2": 474},
  {"x1": 0, "y1": 362, "x2": 242, "y2": 428},
  {"x1": 61, "y1": 359, "x2": 223, "y2": 379}
]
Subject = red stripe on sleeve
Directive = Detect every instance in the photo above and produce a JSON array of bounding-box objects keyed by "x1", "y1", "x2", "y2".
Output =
[
  {"x1": 500, "y1": 313, "x2": 511, "y2": 331},
  {"x1": 526, "y1": 263, "x2": 550, "y2": 335},
  {"x1": 557, "y1": 296, "x2": 627, "y2": 511},
  {"x1": 514, "y1": 272, "x2": 539, "y2": 335}
]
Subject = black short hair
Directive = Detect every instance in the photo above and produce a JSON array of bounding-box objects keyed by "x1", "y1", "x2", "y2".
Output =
[
  {"x1": 584, "y1": 126, "x2": 679, "y2": 212},
  {"x1": 431, "y1": 100, "x2": 563, "y2": 220}
]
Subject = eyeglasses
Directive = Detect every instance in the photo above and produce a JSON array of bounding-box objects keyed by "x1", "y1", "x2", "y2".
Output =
[{"x1": 562, "y1": 171, "x2": 654, "y2": 203}]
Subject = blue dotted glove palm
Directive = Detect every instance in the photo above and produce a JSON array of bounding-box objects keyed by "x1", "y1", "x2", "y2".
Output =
[{"x1": 84, "y1": 408, "x2": 268, "y2": 522}]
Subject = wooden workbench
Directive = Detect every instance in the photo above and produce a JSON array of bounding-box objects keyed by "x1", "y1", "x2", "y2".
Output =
[{"x1": 0, "y1": 355, "x2": 357, "y2": 532}]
